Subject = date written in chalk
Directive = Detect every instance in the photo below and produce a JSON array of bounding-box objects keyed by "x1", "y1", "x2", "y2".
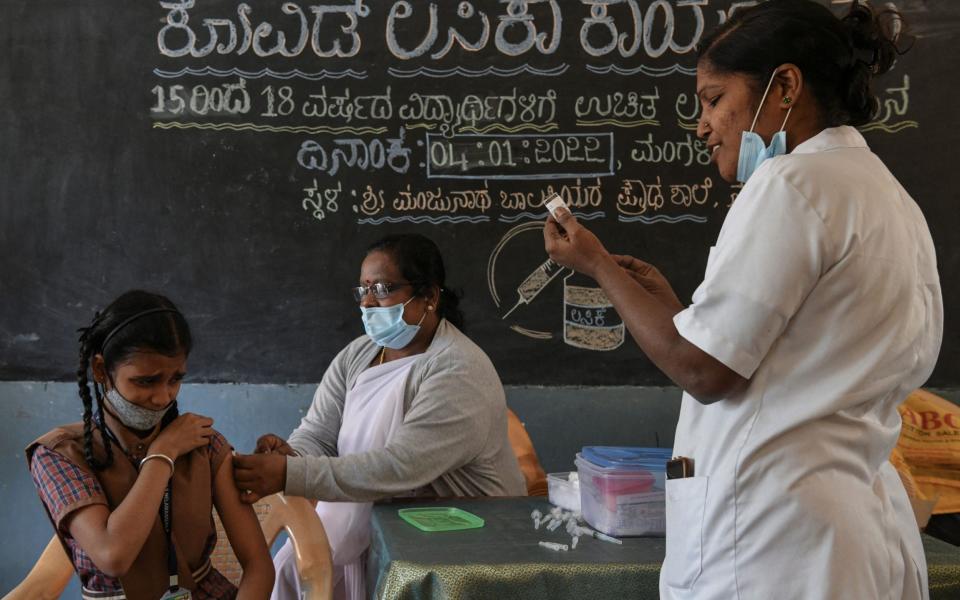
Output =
[{"x1": 426, "y1": 133, "x2": 615, "y2": 180}]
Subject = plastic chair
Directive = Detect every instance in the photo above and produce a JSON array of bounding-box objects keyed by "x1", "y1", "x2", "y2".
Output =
[
  {"x1": 213, "y1": 492, "x2": 333, "y2": 599},
  {"x1": 507, "y1": 408, "x2": 548, "y2": 496},
  {"x1": 2, "y1": 535, "x2": 73, "y2": 600},
  {"x1": 4, "y1": 493, "x2": 333, "y2": 600}
]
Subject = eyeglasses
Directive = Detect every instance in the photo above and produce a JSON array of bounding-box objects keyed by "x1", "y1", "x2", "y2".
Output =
[{"x1": 351, "y1": 282, "x2": 413, "y2": 303}]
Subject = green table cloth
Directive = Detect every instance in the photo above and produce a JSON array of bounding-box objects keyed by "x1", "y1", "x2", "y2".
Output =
[{"x1": 367, "y1": 497, "x2": 960, "y2": 600}]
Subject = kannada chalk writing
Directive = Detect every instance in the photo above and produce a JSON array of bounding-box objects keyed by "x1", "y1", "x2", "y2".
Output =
[
  {"x1": 151, "y1": 79, "x2": 252, "y2": 115},
  {"x1": 148, "y1": 0, "x2": 923, "y2": 351},
  {"x1": 151, "y1": 1, "x2": 916, "y2": 231},
  {"x1": 296, "y1": 129, "x2": 411, "y2": 176},
  {"x1": 860, "y1": 74, "x2": 917, "y2": 133},
  {"x1": 157, "y1": 0, "x2": 368, "y2": 59},
  {"x1": 302, "y1": 179, "x2": 341, "y2": 221},
  {"x1": 156, "y1": 0, "x2": 751, "y2": 62},
  {"x1": 629, "y1": 132, "x2": 711, "y2": 166}
]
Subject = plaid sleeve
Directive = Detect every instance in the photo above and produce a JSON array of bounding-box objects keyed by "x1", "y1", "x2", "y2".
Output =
[{"x1": 30, "y1": 446, "x2": 108, "y2": 534}]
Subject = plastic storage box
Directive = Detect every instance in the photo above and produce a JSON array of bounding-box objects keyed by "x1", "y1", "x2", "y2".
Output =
[
  {"x1": 547, "y1": 471, "x2": 581, "y2": 512},
  {"x1": 576, "y1": 446, "x2": 671, "y2": 537}
]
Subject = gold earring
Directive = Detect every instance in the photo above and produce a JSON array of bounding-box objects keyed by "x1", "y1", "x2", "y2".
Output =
[{"x1": 428, "y1": 305, "x2": 434, "y2": 311}]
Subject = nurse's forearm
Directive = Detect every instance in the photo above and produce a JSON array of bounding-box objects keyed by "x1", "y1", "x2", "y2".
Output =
[{"x1": 591, "y1": 257, "x2": 746, "y2": 403}]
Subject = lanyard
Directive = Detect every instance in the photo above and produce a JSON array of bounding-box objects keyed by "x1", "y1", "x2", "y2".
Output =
[
  {"x1": 161, "y1": 481, "x2": 180, "y2": 591},
  {"x1": 96, "y1": 412, "x2": 181, "y2": 591}
]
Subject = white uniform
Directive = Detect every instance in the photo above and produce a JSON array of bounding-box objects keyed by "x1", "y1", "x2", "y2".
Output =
[{"x1": 662, "y1": 127, "x2": 943, "y2": 600}]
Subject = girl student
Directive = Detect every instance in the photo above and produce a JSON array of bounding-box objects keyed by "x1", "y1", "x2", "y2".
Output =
[{"x1": 27, "y1": 290, "x2": 274, "y2": 599}]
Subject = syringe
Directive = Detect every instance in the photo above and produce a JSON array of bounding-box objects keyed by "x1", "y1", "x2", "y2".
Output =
[{"x1": 501, "y1": 258, "x2": 567, "y2": 319}]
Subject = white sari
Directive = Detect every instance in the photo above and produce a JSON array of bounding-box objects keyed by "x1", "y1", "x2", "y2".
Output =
[{"x1": 272, "y1": 354, "x2": 418, "y2": 600}]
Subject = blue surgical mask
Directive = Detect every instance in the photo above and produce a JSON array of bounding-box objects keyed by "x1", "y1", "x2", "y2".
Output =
[
  {"x1": 737, "y1": 72, "x2": 793, "y2": 183},
  {"x1": 361, "y1": 297, "x2": 426, "y2": 350}
]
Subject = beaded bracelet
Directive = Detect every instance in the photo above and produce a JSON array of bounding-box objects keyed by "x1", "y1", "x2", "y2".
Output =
[{"x1": 140, "y1": 453, "x2": 175, "y2": 477}]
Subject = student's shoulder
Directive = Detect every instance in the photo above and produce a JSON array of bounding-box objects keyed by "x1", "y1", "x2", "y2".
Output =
[
  {"x1": 206, "y1": 428, "x2": 231, "y2": 456},
  {"x1": 28, "y1": 423, "x2": 87, "y2": 467},
  {"x1": 34, "y1": 422, "x2": 86, "y2": 448}
]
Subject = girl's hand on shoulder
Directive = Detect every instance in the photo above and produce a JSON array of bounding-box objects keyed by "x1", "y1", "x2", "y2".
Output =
[{"x1": 149, "y1": 412, "x2": 214, "y2": 459}]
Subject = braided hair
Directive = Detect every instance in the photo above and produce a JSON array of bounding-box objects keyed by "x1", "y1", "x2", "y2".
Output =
[{"x1": 76, "y1": 291, "x2": 192, "y2": 470}]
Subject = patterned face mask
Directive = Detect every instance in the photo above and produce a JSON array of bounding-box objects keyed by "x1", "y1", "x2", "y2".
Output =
[{"x1": 104, "y1": 386, "x2": 173, "y2": 430}]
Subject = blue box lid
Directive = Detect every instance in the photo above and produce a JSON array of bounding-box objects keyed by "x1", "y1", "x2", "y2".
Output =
[{"x1": 581, "y1": 446, "x2": 672, "y2": 470}]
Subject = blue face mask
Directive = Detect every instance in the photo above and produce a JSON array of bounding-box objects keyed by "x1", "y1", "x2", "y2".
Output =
[
  {"x1": 737, "y1": 72, "x2": 793, "y2": 183},
  {"x1": 361, "y1": 297, "x2": 426, "y2": 350}
]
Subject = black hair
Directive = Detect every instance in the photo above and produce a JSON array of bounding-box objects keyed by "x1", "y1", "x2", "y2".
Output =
[
  {"x1": 366, "y1": 234, "x2": 466, "y2": 331},
  {"x1": 698, "y1": 0, "x2": 908, "y2": 127},
  {"x1": 76, "y1": 290, "x2": 192, "y2": 470}
]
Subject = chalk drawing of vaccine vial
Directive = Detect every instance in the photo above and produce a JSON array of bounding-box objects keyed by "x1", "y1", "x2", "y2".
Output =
[{"x1": 562, "y1": 271, "x2": 625, "y2": 351}]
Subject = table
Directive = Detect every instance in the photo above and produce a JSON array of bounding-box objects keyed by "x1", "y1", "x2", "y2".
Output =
[{"x1": 367, "y1": 497, "x2": 960, "y2": 600}]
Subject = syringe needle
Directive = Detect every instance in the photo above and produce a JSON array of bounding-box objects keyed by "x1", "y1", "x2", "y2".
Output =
[{"x1": 501, "y1": 297, "x2": 524, "y2": 319}]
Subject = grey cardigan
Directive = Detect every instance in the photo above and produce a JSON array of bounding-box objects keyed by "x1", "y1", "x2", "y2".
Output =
[{"x1": 284, "y1": 320, "x2": 526, "y2": 501}]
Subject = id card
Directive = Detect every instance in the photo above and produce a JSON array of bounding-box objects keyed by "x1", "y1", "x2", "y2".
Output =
[{"x1": 160, "y1": 588, "x2": 191, "y2": 600}]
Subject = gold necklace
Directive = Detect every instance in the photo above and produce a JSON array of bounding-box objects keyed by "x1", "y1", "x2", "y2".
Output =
[{"x1": 379, "y1": 346, "x2": 386, "y2": 365}]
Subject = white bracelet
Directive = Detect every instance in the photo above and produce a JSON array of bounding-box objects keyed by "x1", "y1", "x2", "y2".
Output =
[{"x1": 140, "y1": 453, "x2": 175, "y2": 477}]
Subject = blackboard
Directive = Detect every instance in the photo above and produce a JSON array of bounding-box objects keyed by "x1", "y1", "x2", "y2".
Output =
[{"x1": 1, "y1": 0, "x2": 957, "y2": 386}]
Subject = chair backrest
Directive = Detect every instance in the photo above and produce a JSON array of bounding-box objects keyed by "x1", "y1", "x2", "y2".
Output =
[
  {"x1": 212, "y1": 493, "x2": 334, "y2": 600},
  {"x1": 4, "y1": 493, "x2": 333, "y2": 600},
  {"x1": 3, "y1": 535, "x2": 74, "y2": 600},
  {"x1": 507, "y1": 408, "x2": 548, "y2": 496}
]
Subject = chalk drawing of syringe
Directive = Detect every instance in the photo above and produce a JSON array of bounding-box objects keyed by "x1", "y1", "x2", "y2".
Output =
[
  {"x1": 500, "y1": 258, "x2": 567, "y2": 319},
  {"x1": 487, "y1": 221, "x2": 567, "y2": 340}
]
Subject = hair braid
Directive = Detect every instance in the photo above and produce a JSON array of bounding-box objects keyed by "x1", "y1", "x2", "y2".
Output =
[
  {"x1": 77, "y1": 321, "x2": 114, "y2": 470},
  {"x1": 78, "y1": 336, "x2": 104, "y2": 470}
]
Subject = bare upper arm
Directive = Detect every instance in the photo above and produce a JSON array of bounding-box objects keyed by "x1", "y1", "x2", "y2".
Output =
[
  {"x1": 65, "y1": 503, "x2": 121, "y2": 574},
  {"x1": 212, "y1": 453, "x2": 272, "y2": 567}
]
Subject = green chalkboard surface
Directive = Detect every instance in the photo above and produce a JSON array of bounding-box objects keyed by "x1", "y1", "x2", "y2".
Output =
[{"x1": 1, "y1": 1, "x2": 956, "y2": 386}]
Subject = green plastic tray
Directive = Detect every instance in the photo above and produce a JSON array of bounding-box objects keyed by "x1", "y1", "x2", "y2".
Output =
[{"x1": 397, "y1": 507, "x2": 485, "y2": 532}]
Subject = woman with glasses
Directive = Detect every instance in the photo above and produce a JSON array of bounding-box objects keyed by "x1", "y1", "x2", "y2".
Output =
[{"x1": 233, "y1": 233, "x2": 526, "y2": 600}]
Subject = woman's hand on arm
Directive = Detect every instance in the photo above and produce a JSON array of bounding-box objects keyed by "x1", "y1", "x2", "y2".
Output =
[
  {"x1": 232, "y1": 452, "x2": 287, "y2": 504},
  {"x1": 66, "y1": 413, "x2": 214, "y2": 577},
  {"x1": 546, "y1": 210, "x2": 747, "y2": 403},
  {"x1": 214, "y1": 453, "x2": 275, "y2": 600},
  {"x1": 255, "y1": 434, "x2": 298, "y2": 456}
]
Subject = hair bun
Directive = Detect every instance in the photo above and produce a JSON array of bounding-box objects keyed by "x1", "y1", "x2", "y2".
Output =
[
  {"x1": 839, "y1": 1, "x2": 908, "y2": 125},
  {"x1": 842, "y1": 2, "x2": 902, "y2": 77}
]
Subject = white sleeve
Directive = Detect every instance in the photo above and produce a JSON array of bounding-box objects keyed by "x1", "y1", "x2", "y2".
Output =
[{"x1": 673, "y1": 168, "x2": 831, "y2": 379}]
